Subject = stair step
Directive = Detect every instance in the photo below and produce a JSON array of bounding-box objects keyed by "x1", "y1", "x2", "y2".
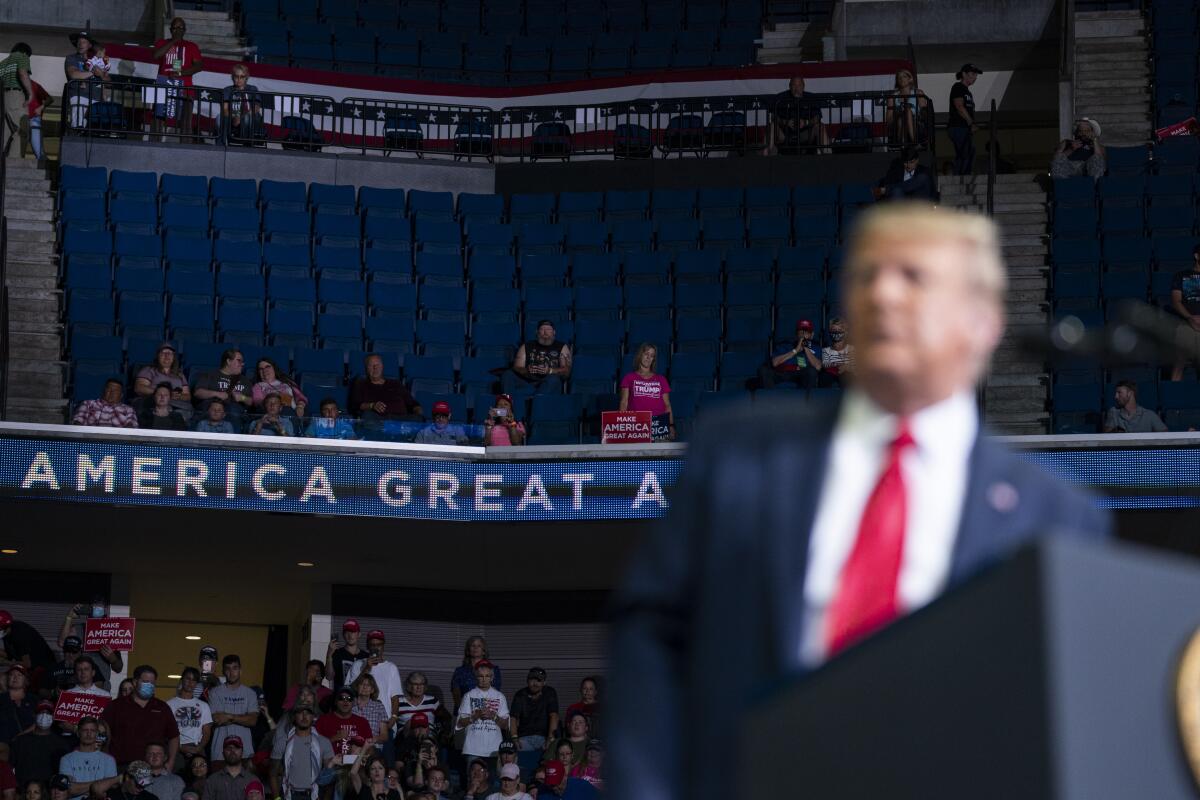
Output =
[
  {"x1": 952, "y1": 202, "x2": 1048, "y2": 214},
  {"x1": 996, "y1": 223, "x2": 1048, "y2": 236},
  {"x1": 993, "y1": 212, "x2": 1048, "y2": 225},
  {"x1": 1075, "y1": 51, "x2": 1147, "y2": 64},
  {"x1": 1006, "y1": 289, "x2": 1048, "y2": 303},
  {"x1": 1009, "y1": 277, "x2": 1048, "y2": 291},
  {"x1": 5, "y1": 227, "x2": 56, "y2": 244},
  {"x1": 4, "y1": 179, "x2": 52, "y2": 194},
  {"x1": 4, "y1": 406, "x2": 69, "y2": 425},
  {"x1": 8, "y1": 357, "x2": 66, "y2": 376},
  {"x1": 1074, "y1": 66, "x2": 1150, "y2": 80},
  {"x1": 9, "y1": 339, "x2": 63, "y2": 360},
  {"x1": 3, "y1": 157, "x2": 41, "y2": 171},
  {"x1": 1003, "y1": 245, "x2": 1050, "y2": 256},
  {"x1": 7, "y1": 370, "x2": 64, "y2": 394},
  {"x1": 9, "y1": 320, "x2": 64, "y2": 335},
  {"x1": 1074, "y1": 34, "x2": 1147, "y2": 47},
  {"x1": 3, "y1": 206, "x2": 54, "y2": 222},
  {"x1": 6, "y1": 275, "x2": 59, "y2": 290},
  {"x1": 7, "y1": 286, "x2": 60, "y2": 301},
  {"x1": 3, "y1": 195, "x2": 54, "y2": 212},
  {"x1": 988, "y1": 420, "x2": 1050, "y2": 435},
  {"x1": 986, "y1": 372, "x2": 1046, "y2": 387},
  {"x1": 1006, "y1": 264, "x2": 1050, "y2": 275}
]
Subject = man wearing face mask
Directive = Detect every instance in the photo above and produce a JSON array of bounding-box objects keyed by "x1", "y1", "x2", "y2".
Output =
[
  {"x1": 12, "y1": 700, "x2": 71, "y2": 787},
  {"x1": 60, "y1": 717, "x2": 118, "y2": 800},
  {"x1": 59, "y1": 603, "x2": 124, "y2": 688},
  {"x1": 0, "y1": 610, "x2": 57, "y2": 684},
  {"x1": 101, "y1": 666, "x2": 180, "y2": 770}
]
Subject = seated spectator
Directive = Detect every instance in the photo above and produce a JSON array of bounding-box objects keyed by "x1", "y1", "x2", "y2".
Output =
[
  {"x1": 103, "y1": 762, "x2": 155, "y2": 800},
  {"x1": 144, "y1": 742, "x2": 183, "y2": 800},
  {"x1": 400, "y1": 737, "x2": 439, "y2": 794},
  {"x1": 482, "y1": 394, "x2": 525, "y2": 446},
  {"x1": 884, "y1": 68, "x2": 930, "y2": 146},
  {"x1": 873, "y1": 147, "x2": 936, "y2": 202},
  {"x1": 759, "y1": 320, "x2": 820, "y2": 391},
  {"x1": 192, "y1": 351, "x2": 253, "y2": 419},
  {"x1": 72, "y1": 379, "x2": 137, "y2": 428},
  {"x1": 304, "y1": 398, "x2": 358, "y2": 439},
  {"x1": 532, "y1": 760, "x2": 596, "y2": 800},
  {"x1": 768, "y1": 76, "x2": 829, "y2": 155},
  {"x1": 251, "y1": 360, "x2": 306, "y2": 417},
  {"x1": 414, "y1": 401, "x2": 469, "y2": 445},
  {"x1": 194, "y1": 400, "x2": 236, "y2": 434},
  {"x1": 348, "y1": 354, "x2": 423, "y2": 421},
  {"x1": 1171, "y1": 245, "x2": 1200, "y2": 382},
  {"x1": 1103, "y1": 381, "x2": 1167, "y2": 433},
  {"x1": 546, "y1": 716, "x2": 588, "y2": 768},
  {"x1": 1050, "y1": 117, "x2": 1105, "y2": 179},
  {"x1": 455, "y1": 663, "x2": 509, "y2": 763},
  {"x1": 501, "y1": 321, "x2": 572, "y2": 397},
  {"x1": 184, "y1": 755, "x2": 207, "y2": 798},
  {"x1": 221, "y1": 66, "x2": 263, "y2": 145},
  {"x1": 568, "y1": 740, "x2": 602, "y2": 790},
  {"x1": 420, "y1": 765, "x2": 450, "y2": 800},
  {"x1": 490, "y1": 764, "x2": 528, "y2": 800},
  {"x1": 493, "y1": 743, "x2": 523, "y2": 793},
  {"x1": 133, "y1": 343, "x2": 191, "y2": 416},
  {"x1": 249, "y1": 394, "x2": 294, "y2": 437},
  {"x1": 138, "y1": 383, "x2": 188, "y2": 431},
  {"x1": 459, "y1": 759, "x2": 492, "y2": 800},
  {"x1": 451, "y1": 637, "x2": 502, "y2": 711},
  {"x1": 618, "y1": 343, "x2": 675, "y2": 441},
  {"x1": 817, "y1": 317, "x2": 854, "y2": 388}
]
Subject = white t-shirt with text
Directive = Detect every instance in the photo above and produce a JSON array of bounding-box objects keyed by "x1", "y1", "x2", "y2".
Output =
[{"x1": 457, "y1": 687, "x2": 509, "y2": 757}]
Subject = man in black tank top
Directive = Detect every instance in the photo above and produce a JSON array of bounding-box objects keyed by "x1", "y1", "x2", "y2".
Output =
[{"x1": 501, "y1": 319, "x2": 573, "y2": 395}]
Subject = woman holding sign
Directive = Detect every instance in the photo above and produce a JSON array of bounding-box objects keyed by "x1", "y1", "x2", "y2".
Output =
[{"x1": 618, "y1": 343, "x2": 675, "y2": 442}]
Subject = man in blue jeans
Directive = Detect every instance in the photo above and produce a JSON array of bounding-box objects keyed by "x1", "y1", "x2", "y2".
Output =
[{"x1": 947, "y1": 63, "x2": 981, "y2": 175}]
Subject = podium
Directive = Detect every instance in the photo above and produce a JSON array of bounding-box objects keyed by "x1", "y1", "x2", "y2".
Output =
[{"x1": 740, "y1": 537, "x2": 1200, "y2": 799}]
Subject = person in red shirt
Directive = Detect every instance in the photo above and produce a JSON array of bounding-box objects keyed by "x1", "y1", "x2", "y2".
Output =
[
  {"x1": 100, "y1": 665, "x2": 180, "y2": 769},
  {"x1": 313, "y1": 689, "x2": 372, "y2": 757},
  {"x1": 25, "y1": 78, "x2": 50, "y2": 161},
  {"x1": 150, "y1": 17, "x2": 203, "y2": 139}
]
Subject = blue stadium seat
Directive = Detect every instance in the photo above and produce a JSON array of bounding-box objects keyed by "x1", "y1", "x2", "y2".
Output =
[
  {"x1": 408, "y1": 190, "x2": 456, "y2": 222},
  {"x1": 571, "y1": 253, "x2": 619, "y2": 286},
  {"x1": 627, "y1": 318, "x2": 672, "y2": 351},
  {"x1": 604, "y1": 189, "x2": 649, "y2": 221},
  {"x1": 748, "y1": 217, "x2": 791, "y2": 249},
  {"x1": 419, "y1": 285, "x2": 469, "y2": 324},
  {"x1": 471, "y1": 286, "x2": 521, "y2": 323},
  {"x1": 518, "y1": 222, "x2": 565, "y2": 255},
  {"x1": 109, "y1": 199, "x2": 158, "y2": 235},
  {"x1": 725, "y1": 314, "x2": 771, "y2": 352},
  {"x1": 359, "y1": 186, "x2": 408, "y2": 212},
  {"x1": 529, "y1": 394, "x2": 582, "y2": 444},
  {"x1": 404, "y1": 354, "x2": 456, "y2": 393},
  {"x1": 510, "y1": 193, "x2": 556, "y2": 224},
  {"x1": 109, "y1": 170, "x2": 158, "y2": 202},
  {"x1": 1052, "y1": 207, "x2": 1097, "y2": 239},
  {"x1": 701, "y1": 218, "x2": 744, "y2": 252},
  {"x1": 468, "y1": 253, "x2": 516, "y2": 288},
  {"x1": 574, "y1": 286, "x2": 623, "y2": 322},
  {"x1": 1052, "y1": 238, "x2": 1101, "y2": 269},
  {"x1": 459, "y1": 193, "x2": 505, "y2": 224},
  {"x1": 161, "y1": 202, "x2": 210, "y2": 234},
  {"x1": 651, "y1": 189, "x2": 696, "y2": 221},
  {"x1": 674, "y1": 283, "x2": 722, "y2": 318},
  {"x1": 574, "y1": 318, "x2": 624, "y2": 351},
  {"x1": 1104, "y1": 145, "x2": 1150, "y2": 175},
  {"x1": 676, "y1": 316, "x2": 721, "y2": 353},
  {"x1": 610, "y1": 220, "x2": 654, "y2": 254},
  {"x1": 71, "y1": 334, "x2": 124, "y2": 367},
  {"x1": 161, "y1": 173, "x2": 209, "y2": 204},
  {"x1": 1160, "y1": 381, "x2": 1200, "y2": 410},
  {"x1": 745, "y1": 185, "x2": 791, "y2": 219},
  {"x1": 558, "y1": 192, "x2": 604, "y2": 222},
  {"x1": 61, "y1": 166, "x2": 109, "y2": 202},
  {"x1": 1148, "y1": 205, "x2": 1194, "y2": 236},
  {"x1": 669, "y1": 351, "x2": 716, "y2": 392},
  {"x1": 268, "y1": 272, "x2": 317, "y2": 306},
  {"x1": 163, "y1": 269, "x2": 210, "y2": 297},
  {"x1": 793, "y1": 214, "x2": 838, "y2": 245},
  {"x1": 1103, "y1": 237, "x2": 1152, "y2": 268},
  {"x1": 211, "y1": 177, "x2": 259, "y2": 207},
  {"x1": 657, "y1": 219, "x2": 701, "y2": 252},
  {"x1": 314, "y1": 214, "x2": 361, "y2": 242},
  {"x1": 674, "y1": 250, "x2": 721, "y2": 286},
  {"x1": 1101, "y1": 270, "x2": 1147, "y2": 301},
  {"x1": 1052, "y1": 177, "x2": 1096, "y2": 208},
  {"x1": 726, "y1": 248, "x2": 775, "y2": 284},
  {"x1": 467, "y1": 222, "x2": 515, "y2": 256},
  {"x1": 570, "y1": 354, "x2": 619, "y2": 394},
  {"x1": 696, "y1": 187, "x2": 743, "y2": 220},
  {"x1": 212, "y1": 206, "x2": 260, "y2": 237},
  {"x1": 524, "y1": 286, "x2": 572, "y2": 320},
  {"x1": 365, "y1": 316, "x2": 415, "y2": 353},
  {"x1": 259, "y1": 179, "x2": 309, "y2": 211},
  {"x1": 310, "y1": 183, "x2": 356, "y2": 214}
]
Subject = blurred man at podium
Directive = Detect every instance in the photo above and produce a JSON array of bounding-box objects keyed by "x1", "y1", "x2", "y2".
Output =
[{"x1": 608, "y1": 203, "x2": 1112, "y2": 800}]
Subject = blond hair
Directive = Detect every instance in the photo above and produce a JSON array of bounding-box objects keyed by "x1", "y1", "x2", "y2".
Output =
[
  {"x1": 631, "y1": 342, "x2": 658, "y2": 373},
  {"x1": 844, "y1": 202, "x2": 1007, "y2": 304}
]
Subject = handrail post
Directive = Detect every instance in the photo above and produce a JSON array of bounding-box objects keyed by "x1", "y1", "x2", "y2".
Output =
[{"x1": 986, "y1": 98, "x2": 997, "y2": 216}]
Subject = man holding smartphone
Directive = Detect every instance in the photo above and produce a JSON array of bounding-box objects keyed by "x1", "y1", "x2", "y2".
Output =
[
  {"x1": 1051, "y1": 117, "x2": 1106, "y2": 179},
  {"x1": 326, "y1": 620, "x2": 366, "y2": 691}
]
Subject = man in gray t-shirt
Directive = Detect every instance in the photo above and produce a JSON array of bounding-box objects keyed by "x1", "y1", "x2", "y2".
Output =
[
  {"x1": 270, "y1": 705, "x2": 333, "y2": 800},
  {"x1": 207, "y1": 656, "x2": 261, "y2": 763},
  {"x1": 1102, "y1": 380, "x2": 1168, "y2": 434}
]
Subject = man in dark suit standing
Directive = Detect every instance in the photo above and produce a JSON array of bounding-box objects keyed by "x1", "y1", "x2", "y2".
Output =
[
  {"x1": 874, "y1": 146, "x2": 937, "y2": 201},
  {"x1": 607, "y1": 202, "x2": 1111, "y2": 800}
]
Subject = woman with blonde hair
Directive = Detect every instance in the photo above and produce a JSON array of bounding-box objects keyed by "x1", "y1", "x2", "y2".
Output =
[{"x1": 884, "y1": 68, "x2": 929, "y2": 146}]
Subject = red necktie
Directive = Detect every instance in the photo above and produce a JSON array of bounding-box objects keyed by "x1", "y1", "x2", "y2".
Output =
[{"x1": 825, "y1": 420, "x2": 915, "y2": 656}]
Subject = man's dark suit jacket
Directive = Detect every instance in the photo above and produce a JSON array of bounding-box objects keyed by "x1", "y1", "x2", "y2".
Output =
[
  {"x1": 878, "y1": 160, "x2": 937, "y2": 201},
  {"x1": 607, "y1": 396, "x2": 1112, "y2": 800}
]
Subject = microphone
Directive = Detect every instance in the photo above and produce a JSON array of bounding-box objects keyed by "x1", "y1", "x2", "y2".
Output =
[{"x1": 1016, "y1": 301, "x2": 1200, "y2": 367}]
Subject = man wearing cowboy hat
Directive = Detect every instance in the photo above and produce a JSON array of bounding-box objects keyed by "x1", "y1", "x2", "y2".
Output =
[
  {"x1": 64, "y1": 31, "x2": 109, "y2": 129},
  {"x1": 1051, "y1": 117, "x2": 1107, "y2": 179}
]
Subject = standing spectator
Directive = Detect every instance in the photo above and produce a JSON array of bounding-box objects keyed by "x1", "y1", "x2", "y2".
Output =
[
  {"x1": 817, "y1": 317, "x2": 854, "y2": 387},
  {"x1": 49, "y1": 637, "x2": 83, "y2": 693},
  {"x1": 151, "y1": 18, "x2": 203, "y2": 139},
  {"x1": 348, "y1": 354, "x2": 423, "y2": 421},
  {"x1": 220, "y1": 66, "x2": 263, "y2": 145},
  {"x1": 885, "y1": 68, "x2": 930, "y2": 147},
  {"x1": 414, "y1": 401, "x2": 469, "y2": 445},
  {"x1": 1, "y1": 43, "x2": 33, "y2": 157},
  {"x1": 768, "y1": 76, "x2": 828, "y2": 155},
  {"x1": 101, "y1": 665, "x2": 179, "y2": 769},
  {"x1": 325, "y1": 621, "x2": 366, "y2": 692},
  {"x1": 268, "y1": 705, "x2": 333, "y2": 800},
  {"x1": 450, "y1": 638, "x2": 502, "y2": 712},
  {"x1": 947, "y1": 63, "x2": 981, "y2": 176},
  {"x1": 249, "y1": 395, "x2": 294, "y2": 437},
  {"x1": 759, "y1": 320, "x2": 820, "y2": 391},
  {"x1": 482, "y1": 394, "x2": 525, "y2": 446},
  {"x1": 194, "y1": 401, "x2": 236, "y2": 435},
  {"x1": 271, "y1": 688, "x2": 318, "y2": 745},
  {"x1": 874, "y1": 147, "x2": 936, "y2": 202},
  {"x1": 455, "y1": 663, "x2": 509, "y2": 762},
  {"x1": 69, "y1": 658, "x2": 110, "y2": 699},
  {"x1": 251, "y1": 361, "x2": 306, "y2": 417},
  {"x1": 1103, "y1": 381, "x2": 1167, "y2": 433},
  {"x1": 346, "y1": 677, "x2": 389, "y2": 750},
  {"x1": 59, "y1": 717, "x2": 117, "y2": 800},
  {"x1": 71, "y1": 380, "x2": 137, "y2": 428},
  {"x1": 281, "y1": 662, "x2": 330, "y2": 713},
  {"x1": 206, "y1": 657, "x2": 258, "y2": 768},
  {"x1": 346, "y1": 753, "x2": 397, "y2": 800},
  {"x1": 0, "y1": 610, "x2": 58, "y2": 680},
  {"x1": 199, "y1": 739, "x2": 250, "y2": 800},
  {"x1": 133, "y1": 344, "x2": 191, "y2": 415},
  {"x1": 192, "y1": 351, "x2": 253, "y2": 419},
  {"x1": 138, "y1": 384, "x2": 189, "y2": 431},
  {"x1": 0, "y1": 666, "x2": 36, "y2": 745},
  {"x1": 312, "y1": 690, "x2": 371, "y2": 758},
  {"x1": 304, "y1": 400, "x2": 357, "y2": 440},
  {"x1": 344, "y1": 633, "x2": 401, "y2": 726},
  {"x1": 63, "y1": 32, "x2": 106, "y2": 130},
  {"x1": 144, "y1": 743, "x2": 183, "y2": 800},
  {"x1": 25, "y1": 78, "x2": 50, "y2": 162},
  {"x1": 58, "y1": 604, "x2": 124, "y2": 691},
  {"x1": 562, "y1": 679, "x2": 600, "y2": 739},
  {"x1": 1170, "y1": 244, "x2": 1200, "y2": 382},
  {"x1": 1051, "y1": 117, "x2": 1106, "y2": 180},
  {"x1": 509, "y1": 668, "x2": 557, "y2": 756},
  {"x1": 11, "y1": 702, "x2": 68, "y2": 788},
  {"x1": 166, "y1": 669, "x2": 212, "y2": 771},
  {"x1": 618, "y1": 343, "x2": 675, "y2": 441},
  {"x1": 501, "y1": 321, "x2": 572, "y2": 396}
]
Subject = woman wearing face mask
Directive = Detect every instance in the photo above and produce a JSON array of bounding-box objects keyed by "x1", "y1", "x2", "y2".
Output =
[{"x1": 817, "y1": 317, "x2": 855, "y2": 389}]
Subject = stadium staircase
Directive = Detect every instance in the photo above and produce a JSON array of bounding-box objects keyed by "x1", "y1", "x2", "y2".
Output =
[
  {"x1": 1073, "y1": 9, "x2": 1152, "y2": 146},
  {"x1": 757, "y1": 22, "x2": 824, "y2": 64},
  {"x1": 3, "y1": 157, "x2": 66, "y2": 423},
  {"x1": 171, "y1": 7, "x2": 248, "y2": 60},
  {"x1": 941, "y1": 173, "x2": 1051, "y2": 435}
]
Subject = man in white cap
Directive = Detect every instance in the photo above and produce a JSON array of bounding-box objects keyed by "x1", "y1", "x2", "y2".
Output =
[{"x1": 1051, "y1": 117, "x2": 1106, "y2": 179}]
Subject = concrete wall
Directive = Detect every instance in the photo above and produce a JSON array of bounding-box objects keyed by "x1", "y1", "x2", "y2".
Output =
[
  {"x1": 2, "y1": 0, "x2": 154, "y2": 35},
  {"x1": 60, "y1": 138, "x2": 497, "y2": 194},
  {"x1": 840, "y1": 0, "x2": 1061, "y2": 47}
]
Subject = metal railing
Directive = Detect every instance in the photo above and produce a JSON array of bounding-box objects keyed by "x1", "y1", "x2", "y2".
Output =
[
  {"x1": 63, "y1": 81, "x2": 924, "y2": 162},
  {"x1": 1, "y1": 151, "x2": 8, "y2": 420},
  {"x1": 986, "y1": 98, "x2": 998, "y2": 216}
]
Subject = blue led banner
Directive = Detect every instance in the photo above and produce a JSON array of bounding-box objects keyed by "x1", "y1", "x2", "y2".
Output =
[{"x1": 0, "y1": 434, "x2": 1195, "y2": 520}]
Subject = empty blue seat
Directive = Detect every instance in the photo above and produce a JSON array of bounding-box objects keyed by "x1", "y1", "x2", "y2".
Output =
[
  {"x1": 1052, "y1": 207, "x2": 1097, "y2": 238},
  {"x1": 604, "y1": 189, "x2": 649, "y2": 221},
  {"x1": 696, "y1": 187, "x2": 743, "y2": 220},
  {"x1": 574, "y1": 318, "x2": 624, "y2": 349},
  {"x1": 1052, "y1": 176, "x2": 1096, "y2": 207},
  {"x1": 572, "y1": 253, "x2": 619, "y2": 286},
  {"x1": 263, "y1": 209, "x2": 312, "y2": 238},
  {"x1": 415, "y1": 253, "x2": 463, "y2": 286},
  {"x1": 1053, "y1": 238, "x2": 1102, "y2": 268},
  {"x1": 574, "y1": 286, "x2": 623, "y2": 321},
  {"x1": 610, "y1": 220, "x2": 654, "y2": 254},
  {"x1": 467, "y1": 222, "x2": 515, "y2": 255},
  {"x1": 1103, "y1": 237, "x2": 1152, "y2": 268},
  {"x1": 109, "y1": 170, "x2": 158, "y2": 201},
  {"x1": 1102, "y1": 270, "x2": 1147, "y2": 301},
  {"x1": 565, "y1": 221, "x2": 609, "y2": 254},
  {"x1": 674, "y1": 283, "x2": 722, "y2": 317},
  {"x1": 651, "y1": 189, "x2": 696, "y2": 221},
  {"x1": 745, "y1": 185, "x2": 791, "y2": 219},
  {"x1": 359, "y1": 186, "x2": 408, "y2": 211},
  {"x1": 701, "y1": 218, "x2": 744, "y2": 251},
  {"x1": 309, "y1": 183, "x2": 356, "y2": 213},
  {"x1": 211, "y1": 177, "x2": 259, "y2": 206},
  {"x1": 657, "y1": 219, "x2": 701, "y2": 252},
  {"x1": 1053, "y1": 382, "x2": 1101, "y2": 413},
  {"x1": 471, "y1": 287, "x2": 521, "y2": 323},
  {"x1": 468, "y1": 253, "x2": 517, "y2": 287},
  {"x1": 558, "y1": 191, "x2": 603, "y2": 222},
  {"x1": 459, "y1": 193, "x2": 505, "y2": 223},
  {"x1": 163, "y1": 269, "x2": 209, "y2": 297},
  {"x1": 511, "y1": 193, "x2": 556, "y2": 224},
  {"x1": 161, "y1": 173, "x2": 209, "y2": 203},
  {"x1": 419, "y1": 285, "x2": 468, "y2": 323},
  {"x1": 109, "y1": 199, "x2": 158, "y2": 234},
  {"x1": 162, "y1": 202, "x2": 210, "y2": 234},
  {"x1": 1161, "y1": 381, "x2": 1200, "y2": 410},
  {"x1": 1105, "y1": 145, "x2": 1150, "y2": 175},
  {"x1": 260, "y1": 179, "x2": 308, "y2": 210},
  {"x1": 524, "y1": 286, "x2": 572, "y2": 319},
  {"x1": 315, "y1": 214, "x2": 361, "y2": 241},
  {"x1": 1148, "y1": 205, "x2": 1194, "y2": 235},
  {"x1": 518, "y1": 222, "x2": 565, "y2": 255},
  {"x1": 408, "y1": 189, "x2": 455, "y2": 221}
]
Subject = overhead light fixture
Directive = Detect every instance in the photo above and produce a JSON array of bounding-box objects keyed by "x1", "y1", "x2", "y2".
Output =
[
  {"x1": 185, "y1": 635, "x2": 202, "y2": 641},
  {"x1": 297, "y1": 561, "x2": 315, "y2": 567},
  {"x1": 0, "y1": 549, "x2": 17, "y2": 555},
  {"x1": 166, "y1": 674, "x2": 182, "y2": 679}
]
